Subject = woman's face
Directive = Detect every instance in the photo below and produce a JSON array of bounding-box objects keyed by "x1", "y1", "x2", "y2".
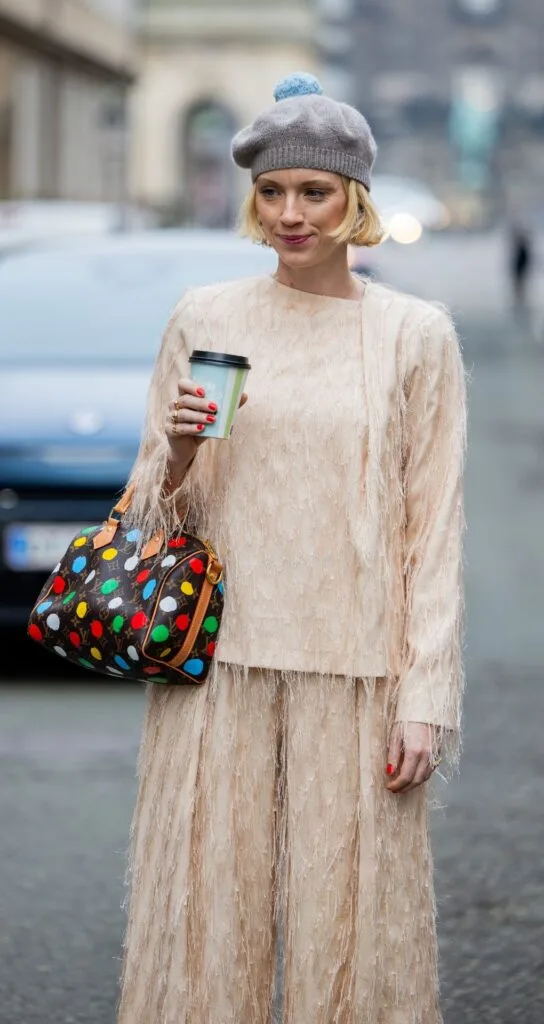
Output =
[{"x1": 254, "y1": 169, "x2": 348, "y2": 268}]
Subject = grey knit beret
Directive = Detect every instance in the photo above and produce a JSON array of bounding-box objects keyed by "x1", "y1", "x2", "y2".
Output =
[{"x1": 231, "y1": 72, "x2": 377, "y2": 191}]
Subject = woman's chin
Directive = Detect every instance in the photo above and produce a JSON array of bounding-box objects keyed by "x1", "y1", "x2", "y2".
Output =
[{"x1": 273, "y1": 246, "x2": 322, "y2": 270}]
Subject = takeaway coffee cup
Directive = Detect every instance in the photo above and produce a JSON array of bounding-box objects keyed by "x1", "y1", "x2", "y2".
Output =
[{"x1": 189, "y1": 350, "x2": 251, "y2": 439}]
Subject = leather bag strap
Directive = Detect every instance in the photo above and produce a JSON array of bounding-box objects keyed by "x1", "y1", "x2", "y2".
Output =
[
  {"x1": 93, "y1": 482, "x2": 136, "y2": 550},
  {"x1": 111, "y1": 482, "x2": 136, "y2": 516}
]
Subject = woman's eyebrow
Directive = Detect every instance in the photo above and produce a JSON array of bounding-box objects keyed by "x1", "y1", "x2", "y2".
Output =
[
  {"x1": 258, "y1": 178, "x2": 334, "y2": 188},
  {"x1": 300, "y1": 179, "x2": 334, "y2": 187}
]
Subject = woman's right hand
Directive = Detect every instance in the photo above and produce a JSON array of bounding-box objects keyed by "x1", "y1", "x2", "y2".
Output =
[
  {"x1": 166, "y1": 377, "x2": 218, "y2": 458},
  {"x1": 165, "y1": 377, "x2": 248, "y2": 466}
]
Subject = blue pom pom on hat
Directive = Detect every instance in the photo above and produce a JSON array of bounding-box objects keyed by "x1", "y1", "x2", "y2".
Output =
[
  {"x1": 231, "y1": 71, "x2": 377, "y2": 190},
  {"x1": 273, "y1": 72, "x2": 324, "y2": 103}
]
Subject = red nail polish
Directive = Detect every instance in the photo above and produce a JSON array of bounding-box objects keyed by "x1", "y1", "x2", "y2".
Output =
[
  {"x1": 386, "y1": 763, "x2": 395, "y2": 776},
  {"x1": 196, "y1": 424, "x2": 205, "y2": 431},
  {"x1": 208, "y1": 402, "x2": 218, "y2": 412},
  {"x1": 196, "y1": 387, "x2": 205, "y2": 397},
  {"x1": 206, "y1": 415, "x2": 216, "y2": 423}
]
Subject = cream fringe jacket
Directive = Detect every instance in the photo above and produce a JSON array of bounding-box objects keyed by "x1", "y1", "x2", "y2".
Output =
[{"x1": 127, "y1": 275, "x2": 467, "y2": 767}]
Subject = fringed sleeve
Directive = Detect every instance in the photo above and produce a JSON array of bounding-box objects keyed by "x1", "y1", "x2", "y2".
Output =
[
  {"x1": 124, "y1": 290, "x2": 211, "y2": 544},
  {"x1": 395, "y1": 308, "x2": 467, "y2": 770}
]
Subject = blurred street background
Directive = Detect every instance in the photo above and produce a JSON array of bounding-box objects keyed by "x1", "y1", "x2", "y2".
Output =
[{"x1": 1, "y1": 2, "x2": 543, "y2": 1023}]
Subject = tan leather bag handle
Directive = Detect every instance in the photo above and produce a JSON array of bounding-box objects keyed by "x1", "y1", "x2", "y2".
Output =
[
  {"x1": 93, "y1": 482, "x2": 165, "y2": 558},
  {"x1": 93, "y1": 482, "x2": 137, "y2": 550},
  {"x1": 111, "y1": 482, "x2": 136, "y2": 517}
]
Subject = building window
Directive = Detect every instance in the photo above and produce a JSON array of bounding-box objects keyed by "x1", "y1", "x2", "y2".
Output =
[{"x1": 183, "y1": 101, "x2": 237, "y2": 229}]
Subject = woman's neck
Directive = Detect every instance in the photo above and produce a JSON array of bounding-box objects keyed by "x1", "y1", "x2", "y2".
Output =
[{"x1": 274, "y1": 251, "x2": 364, "y2": 301}]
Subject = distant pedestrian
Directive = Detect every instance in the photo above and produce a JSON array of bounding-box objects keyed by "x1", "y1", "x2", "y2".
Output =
[
  {"x1": 117, "y1": 72, "x2": 467, "y2": 1024},
  {"x1": 510, "y1": 225, "x2": 533, "y2": 307}
]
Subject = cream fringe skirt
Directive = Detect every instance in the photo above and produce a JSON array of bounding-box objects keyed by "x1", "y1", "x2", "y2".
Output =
[{"x1": 117, "y1": 664, "x2": 441, "y2": 1024}]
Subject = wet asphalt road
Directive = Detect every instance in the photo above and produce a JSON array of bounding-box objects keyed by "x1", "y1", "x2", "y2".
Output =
[{"x1": 1, "y1": 239, "x2": 543, "y2": 1024}]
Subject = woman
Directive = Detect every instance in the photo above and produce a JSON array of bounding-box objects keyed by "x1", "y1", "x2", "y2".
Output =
[{"x1": 118, "y1": 73, "x2": 466, "y2": 1024}]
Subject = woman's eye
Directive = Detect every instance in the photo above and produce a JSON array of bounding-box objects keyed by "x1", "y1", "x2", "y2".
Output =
[
  {"x1": 306, "y1": 189, "x2": 327, "y2": 200},
  {"x1": 259, "y1": 187, "x2": 279, "y2": 199}
]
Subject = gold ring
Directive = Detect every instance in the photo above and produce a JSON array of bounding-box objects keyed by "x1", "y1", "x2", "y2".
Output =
[
  {"x1": 174, "y1": 399, "x2": 180, "y2": 412},
  {"x1": 430, "y1": 756, "x2": 442, "y2": 770}
]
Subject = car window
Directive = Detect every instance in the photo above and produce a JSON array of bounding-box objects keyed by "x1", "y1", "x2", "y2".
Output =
[{"x1": 0, "y1": 243, "x2": 276, "y2": 362}]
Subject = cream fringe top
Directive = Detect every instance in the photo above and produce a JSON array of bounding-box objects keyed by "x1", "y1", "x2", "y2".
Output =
[{"x1": 127, "y1": 275, "x2": 467, "y2": 766}]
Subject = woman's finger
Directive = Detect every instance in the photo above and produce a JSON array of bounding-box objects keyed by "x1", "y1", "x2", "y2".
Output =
[
  {"x1": 400, "y1": 758, "x2": 433, "y2": 794},
  {"x1": 170, "y1": 394, "x2": 217, "y2": 415},
  {"x1": 386, "y1": 722, "x2": 403, "y2": 779},
  {"x1": 177, "y1": 376, "x2": 206, "y2": 400},
  {"x1": 386, "y1": 750, "x2": 419, "y2": 793},
  {"x1": 165, "y1": 419, "x2": 205, "y2": 438},
  {"x1": 173, "y1": 407, "x2": 216, "y2": 425}
]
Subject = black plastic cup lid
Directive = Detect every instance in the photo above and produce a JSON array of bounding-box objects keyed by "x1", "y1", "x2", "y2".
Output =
[{"x1": 189, "y1": 350, "x2": 251, "y2": 370}]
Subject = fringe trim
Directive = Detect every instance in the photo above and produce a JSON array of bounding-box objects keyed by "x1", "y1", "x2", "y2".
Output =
[{"x1": 117, "y1": 664, "x2": 442, "y2": 1024}]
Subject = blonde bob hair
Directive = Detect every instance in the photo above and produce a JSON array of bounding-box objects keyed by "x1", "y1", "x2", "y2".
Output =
[{"x1": 239, "y1": 175, "x2": 384, "y2": 248}]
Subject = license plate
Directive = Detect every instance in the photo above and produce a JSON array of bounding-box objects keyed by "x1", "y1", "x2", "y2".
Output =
[{"x1": 3, "y1": 523, "x2": 89, "y2": 572}]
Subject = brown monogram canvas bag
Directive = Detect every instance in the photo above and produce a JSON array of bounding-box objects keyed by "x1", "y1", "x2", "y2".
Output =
[{"x1": 27, "y1": 485, "x2": 224, "y2": 683}]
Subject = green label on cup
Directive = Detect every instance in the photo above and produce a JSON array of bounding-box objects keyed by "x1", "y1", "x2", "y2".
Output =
[{"x1": 224, "y1": 367, "x2": 246, "y2": 435}]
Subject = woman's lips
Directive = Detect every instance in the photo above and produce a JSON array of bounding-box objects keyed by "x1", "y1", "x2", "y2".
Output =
[{"x1": 278, "y1": 234, "x2": 312, "y2": 246}]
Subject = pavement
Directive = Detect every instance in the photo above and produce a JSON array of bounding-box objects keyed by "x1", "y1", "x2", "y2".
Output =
[{"x1": 1, "y1": 232, "x2": 543, "y2": 1023}]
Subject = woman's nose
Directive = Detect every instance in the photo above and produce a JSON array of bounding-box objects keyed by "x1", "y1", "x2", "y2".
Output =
[{"x1": 280, "y1": 197, "x2": 304, "y2": 225}]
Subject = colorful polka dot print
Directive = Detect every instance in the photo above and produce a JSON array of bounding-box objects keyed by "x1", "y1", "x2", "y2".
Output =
[{"x1": 27, "y1": 518, "x2": 224, "y2": 685}]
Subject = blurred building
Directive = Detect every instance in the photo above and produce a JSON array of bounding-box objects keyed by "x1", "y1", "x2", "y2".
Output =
[
  {"x1": 323, "y1": 0, "x2": 544, "y2": 225},
  {"x1": 132, "y1": 0, "x2": 317, "y2": 226},
  {"x1": 0, "y1": 0, "x2": 137, "y2": 201}
]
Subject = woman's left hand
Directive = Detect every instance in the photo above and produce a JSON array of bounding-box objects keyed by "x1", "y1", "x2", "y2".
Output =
[{"x1": 385, "y1": 722, "x2": 442, "y2": 794}]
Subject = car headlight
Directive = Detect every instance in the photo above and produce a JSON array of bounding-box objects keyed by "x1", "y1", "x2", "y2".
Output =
[{"x1": 387, "y1": 213, "x2": 423, "y2": 245}]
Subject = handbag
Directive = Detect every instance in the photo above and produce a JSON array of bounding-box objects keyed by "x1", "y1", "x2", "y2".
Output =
[{"x1": 27, "y1": 483, "x2": 224, "y2": 684}]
